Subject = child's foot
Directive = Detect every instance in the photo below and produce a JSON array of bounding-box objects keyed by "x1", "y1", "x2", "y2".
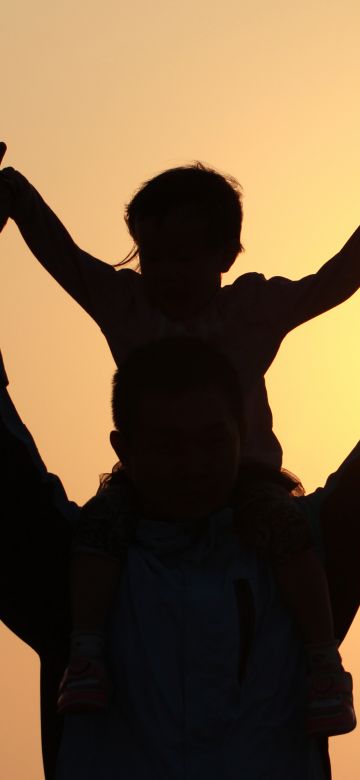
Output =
[
  {"x1": 57, "y1": 656, "x2": 111, "y2": 715},
  {"x1": 307, "y1": 665, "x2": 356, "y2": 737}
]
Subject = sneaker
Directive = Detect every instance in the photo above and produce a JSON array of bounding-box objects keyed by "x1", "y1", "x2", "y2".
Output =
[
  {"x1": 57, "y1": 656, "x2": 111, "y2": 715},
  {"x1": 307, "y1": 666, "x2": 357, "y2": 737}
]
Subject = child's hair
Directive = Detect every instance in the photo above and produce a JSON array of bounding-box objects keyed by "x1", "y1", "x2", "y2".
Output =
[
  {"x1": 112, "y1": 336, "x2": 244, "y2": 442},
  {"x1": 122, "y1": 162, "x2": 244, "y2": 266}
]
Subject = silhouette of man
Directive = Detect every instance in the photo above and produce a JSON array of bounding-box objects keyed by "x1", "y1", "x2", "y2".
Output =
[{"x1": 0, "y1": 348, "x2": 358, "y2": 779}]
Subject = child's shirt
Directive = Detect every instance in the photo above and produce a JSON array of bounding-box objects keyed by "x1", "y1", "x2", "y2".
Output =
[{"x1": 1, "y1": 168, "x2": 359, "y2": 466}]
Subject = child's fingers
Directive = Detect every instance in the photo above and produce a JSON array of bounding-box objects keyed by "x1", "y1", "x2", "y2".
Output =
[{"x1": 0, "y1": 142, "x2": 7, "y2": 165}]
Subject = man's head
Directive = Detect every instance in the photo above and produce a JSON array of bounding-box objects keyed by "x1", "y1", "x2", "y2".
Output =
[
  {"x1": 124, "y1": 163, "x2": 244, "y2": 315},
  {"x1": 110, "y1": 338, "x2": 244, "y2": 521}
]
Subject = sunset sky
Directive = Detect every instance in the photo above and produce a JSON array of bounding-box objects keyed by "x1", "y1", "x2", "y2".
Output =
[{"x1": 1, "y1": 1, "x2": 359, "y2": 777}]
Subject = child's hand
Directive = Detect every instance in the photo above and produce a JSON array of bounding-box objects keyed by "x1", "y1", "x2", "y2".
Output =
[{"x1": 0, "y1": 142, "x2": 11, "y2": 232}]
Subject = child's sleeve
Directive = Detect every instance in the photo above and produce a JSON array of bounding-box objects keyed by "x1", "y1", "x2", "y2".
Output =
[
  {"x1": 0, "y1": 167, "x2": 129, "y2": 326},
  {"x1": 265, "y1": 227, "x2": 360, "y2": 332}
]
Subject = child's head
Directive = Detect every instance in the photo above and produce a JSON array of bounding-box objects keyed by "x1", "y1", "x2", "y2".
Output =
[
  {"x1": 110, "y1": 337, "x2": 244, "y2": 521},
  {"x1": 124, "y1": 163, "x2": 244, "y2": 314}
]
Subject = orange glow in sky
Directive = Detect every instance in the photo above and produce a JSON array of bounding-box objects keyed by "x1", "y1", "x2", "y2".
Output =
[{"x1": 0, "y1": 1, "x2": 359, "y2": 777}]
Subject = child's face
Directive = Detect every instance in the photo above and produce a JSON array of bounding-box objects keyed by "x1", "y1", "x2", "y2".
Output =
[
  {"x1": 135, "y1": 207, "x2": 232, "y2": 317},
  {"x1": 113, "y1": 387, "x2": 241, "y2": 521}
]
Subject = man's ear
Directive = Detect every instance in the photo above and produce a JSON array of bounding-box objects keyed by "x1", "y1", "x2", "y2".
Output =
[{"x1": 110, "y1": 429, "x2": 127, "y2": 465}]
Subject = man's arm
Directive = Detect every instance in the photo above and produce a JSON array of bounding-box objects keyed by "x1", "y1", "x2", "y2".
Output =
[
  {"x1": 296, "y1": 442, "x2": 360, "y2": 644},
  {"x1": 0, "y1": 348, "x2": 77, "y2": 649},
  {"x1": 320, "y1": 443, "x2": 360, "y2": 643},
  {"x1": 0, "y1": 161, "x2": 124, "y2": 324},
  {"x1": 0, "y1": 348, "x2": 75, "y2": 779}
]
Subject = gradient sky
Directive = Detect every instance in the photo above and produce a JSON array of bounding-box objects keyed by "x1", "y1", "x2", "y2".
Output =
[{"x1": 1, "y1": 1, "x2": 359, "y2": 777}]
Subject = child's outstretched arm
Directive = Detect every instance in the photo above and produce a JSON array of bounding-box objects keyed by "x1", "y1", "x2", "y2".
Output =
[
  {"x1": 296, "y1": 226, "x2": 360, "y2": 323},
  {"x1": 0, "y1": 151, "x2": 128, "y2": 328},
  {"x1": 262, "y1": 226, "x2": 360, "y2": 332}
]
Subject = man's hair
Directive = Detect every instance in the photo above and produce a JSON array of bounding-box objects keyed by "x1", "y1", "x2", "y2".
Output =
[
  {"x1": 112, "y1": 337, "x2": 243, "y2": 442},
  {"x1": 124, "y1": 162, "x2": 244, "y2": 260}
]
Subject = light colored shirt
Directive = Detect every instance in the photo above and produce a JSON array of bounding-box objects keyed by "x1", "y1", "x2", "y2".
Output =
[{"x1": 2, "y1": 168, "x2": 359, "y2": 466}]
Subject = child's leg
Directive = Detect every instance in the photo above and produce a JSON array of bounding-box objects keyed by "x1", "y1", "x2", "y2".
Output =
[
  {"x1": 58, "y1": 551, "x2": 121, "y2": 715},
  {"x1": 273, "y1": 544, "x2": 356, "y2": 737},
  {"x1": 57, "y1": 550, "x2": 122, "y2": 714},
  {"x1": 71, "y1": 551, "x2": 120, "y2": 631},
  {"x1": 70, "y1": 481, "x2": 134, "y2": 639},
  {"x1": 58, "y1": 482, "x2": 135, "y2": 714},
  {"x1": 69, "y1": 551, "x2": 121, "y2": 658},
  {"x1": 274, "y1": 546, "x2": 356, "y2": 737},
  {"x1": 236, "y1": 479, "x2": 356, "y2": 736},
  {"x1": 274, "y1": 547, "x2": 337, "y2": 659},
  {"x1": 238, "y1": 479, "x2": 337, "y2": 653}
]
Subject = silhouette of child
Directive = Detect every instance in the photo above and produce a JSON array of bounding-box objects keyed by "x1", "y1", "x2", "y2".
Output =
[{"x1": 0, "y1": 141, "x2": 359, "y2": 736}]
